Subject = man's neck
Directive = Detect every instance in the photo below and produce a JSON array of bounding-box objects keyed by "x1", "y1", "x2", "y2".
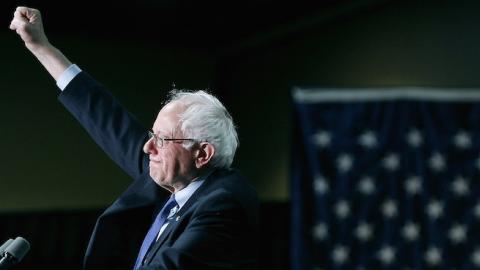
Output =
[{"x1": 172, "y1": 167, "x2": 214, "y2": 193}]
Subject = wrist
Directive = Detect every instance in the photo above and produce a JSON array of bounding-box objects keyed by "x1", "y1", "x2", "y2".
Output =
[
  {"x1": 26, "y1": 40, "x2": 53, "y2": 57},
  {"x1": 26, "y1": 41, "x2": 73, "y2": 81}
]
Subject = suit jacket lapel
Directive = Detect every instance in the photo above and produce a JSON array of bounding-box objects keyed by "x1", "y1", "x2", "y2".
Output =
[
  {"x1": 144, "y1": 170, "x2": 219, "y2": 264},
  {"x1": 146, "y1": 213, "x2": 180, "y2": 259}
]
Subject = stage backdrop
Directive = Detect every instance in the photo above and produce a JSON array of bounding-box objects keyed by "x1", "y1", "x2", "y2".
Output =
[{"x1": 291, "y1": 88, "x2": 480, "y2": 270}]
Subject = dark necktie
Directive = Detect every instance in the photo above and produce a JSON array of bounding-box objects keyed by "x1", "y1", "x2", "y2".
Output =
[{"x1": 133, "y1": 195, "x2": 178, "y2": 269}]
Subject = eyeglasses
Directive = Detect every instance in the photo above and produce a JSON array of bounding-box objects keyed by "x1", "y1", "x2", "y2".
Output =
[{"x1": 148, "y1": 131, "x2": 196, "y2": 148}]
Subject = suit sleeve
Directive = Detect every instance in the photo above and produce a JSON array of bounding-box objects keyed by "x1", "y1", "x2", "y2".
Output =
[
  {"x1": 141, "y1": 190, "x2": 258, "y2": 270},
  {"x1": 57, "y1": 71, "x2": 149, "y2": 179}
]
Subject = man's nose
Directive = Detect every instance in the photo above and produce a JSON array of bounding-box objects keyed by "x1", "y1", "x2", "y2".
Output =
[{"x1": 143, "y1": 137, "x2": 157, "y2": 154}]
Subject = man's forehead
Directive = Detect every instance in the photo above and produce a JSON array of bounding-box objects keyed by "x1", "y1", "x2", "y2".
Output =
[
  {"x1": 152, "y1": 102, "x2": 183, "y2": 134},
  {"x1": 152, "y1": 118, "x2": 175, "y2": 135}
]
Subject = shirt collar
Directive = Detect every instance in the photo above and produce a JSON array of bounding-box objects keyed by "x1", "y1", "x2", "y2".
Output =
[
  {"x1": 173, "y1": 169, "x2": 213, "y2": 209},
  {"x1": 174, "y1": 180, "x2": 203, "y2": 209}
]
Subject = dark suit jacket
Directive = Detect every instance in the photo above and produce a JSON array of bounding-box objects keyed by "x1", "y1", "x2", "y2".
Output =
[{"x1": 58, "y1": 71, "x2": 259, "y2": 270}]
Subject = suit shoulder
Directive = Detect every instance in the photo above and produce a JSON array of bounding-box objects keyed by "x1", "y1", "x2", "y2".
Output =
[{"x1": 208, "y1": 168, "x2": 257, "y2": 197}]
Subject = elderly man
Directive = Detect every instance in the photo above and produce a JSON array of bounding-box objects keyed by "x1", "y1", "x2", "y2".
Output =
[{"x1": 10, "y1": 7, "x2": 259, "y2": 270}]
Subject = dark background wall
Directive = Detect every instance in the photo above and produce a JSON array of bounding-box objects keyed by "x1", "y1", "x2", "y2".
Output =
[
  {"x1": 217, "y1": 0, "x2": 480, "y2": 200},
  {"x1": 1, "y1": 0, "x2": 479, "y2": 268}
]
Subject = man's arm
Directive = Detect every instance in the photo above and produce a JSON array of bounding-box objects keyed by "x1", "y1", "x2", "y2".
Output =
[
  {"x1": 58, "y1": 72, "x2": 150, "y2": 179},
  {"x1": 10, "y1": 6, "x2": 150, "y2": 179},
  {"x1": 9, "y1": 7, "x2": 71, "y2": 80}
]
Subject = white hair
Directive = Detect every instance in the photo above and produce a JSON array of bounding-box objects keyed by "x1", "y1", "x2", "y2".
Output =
[{"x1": 167, "y1": 90, "x2": 239, "y2": 169}]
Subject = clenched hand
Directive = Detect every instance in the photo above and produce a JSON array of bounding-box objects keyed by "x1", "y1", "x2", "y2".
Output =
[{"x1": 10, "y1": 7, "x2": 50, "y2": 52}]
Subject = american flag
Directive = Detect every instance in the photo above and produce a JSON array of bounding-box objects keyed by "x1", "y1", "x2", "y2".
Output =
[{"x1": 291, "y1": 88, "x2": 480, "y2": 270}]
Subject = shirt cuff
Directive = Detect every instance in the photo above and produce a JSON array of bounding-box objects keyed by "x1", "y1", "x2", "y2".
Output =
[{"x1": 56, "y1": 64, "x2": 82, "y2": 91}]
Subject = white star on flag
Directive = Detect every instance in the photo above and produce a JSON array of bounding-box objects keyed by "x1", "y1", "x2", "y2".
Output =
[
  {"x1": 453, "y1": 130, "x2": 472, "y2": 149},
  {"x1": 429, "y1": 152, "x2": 446, "y2": 172},
  {"x1": 406, "y1": 128, "x2": 423, "y2": 147},
  {"x1": 424, "y1": 247, "x2": 442, "y2": 266},
  {"x1": 313, "y1": 175, "x2": 329, "y2": 194},
  {"x1": 404, "y1": 176, "x2": 422, "y2": 195},
  {"x1": 331, "y1": 245, "x2": 349, "y2": 265},
  {"x1": 426, "y1": 200, "x2": 444, "y2": 220},
  {"x1": 377, "y1": 246, "x2": 396, "y2": 265},
  {"x1": 358, "y1": 130, "x2": 378, "y2": 149},
  {"x1": 312, "y1": 130, "x2": 331, "y2": 148},
  {"x1": 382, "y1": 199, "x2": 398, "y2": 218},
  {"x1": 472, "y1": 248, "x2": 480, "y2": 267},
  {"x1": 383, "y1": 153, "x2": 400, "y2": 171},
  {"x1": 451, "y1": 176, "x2": 469, "y2": 196},
  {"x1": 354, "y1": 222, "x2": 373, "y2": 242},
  {"x1": 357, "y1": 176, "x2": 375, "y2": 195},
  {"x1": 335, "y1": 200, "x2": 350, "y2": 219},
  {"x1": 448, "y1": 224, "x2": 467, "y2": 244},
  {"x1": 336, "y1": 154, "x2": 353, "y2": 173},
  {"x1": 312, "y1": 223, "x2": 328, "y2": 241},
  {"x1": 402, "y1": 222, "x2": 420, "y2": 241}
]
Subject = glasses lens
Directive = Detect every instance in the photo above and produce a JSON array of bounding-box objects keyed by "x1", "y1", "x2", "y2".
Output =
[
  {"x1": 148, "y1": 131, "x2": 155, "y2": 141},
  {"x1": 148, "y1": 131, "x2": 160, "y2": 148}
]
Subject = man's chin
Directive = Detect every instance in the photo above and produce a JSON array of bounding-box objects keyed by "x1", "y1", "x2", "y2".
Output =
[
  {"x1": 150, "y1": 175, "x2": 174, "y2": 192},
  {"x1": 158, "y1": 182, "x2": 174, "y2": 193}
]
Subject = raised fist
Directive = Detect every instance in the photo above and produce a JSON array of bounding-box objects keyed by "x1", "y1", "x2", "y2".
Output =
[{"x1": 10, "y1": 7, "x2": 49, "y2": 51}]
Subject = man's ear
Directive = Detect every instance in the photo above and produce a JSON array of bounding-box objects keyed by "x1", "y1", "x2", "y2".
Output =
[{"x1": 194, "y1": 142, "x2": 215, "y2": 168}]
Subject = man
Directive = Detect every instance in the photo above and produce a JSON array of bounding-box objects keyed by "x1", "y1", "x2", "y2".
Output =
[{"x1": 10, "y1": 7, "x2": 259, "y2": 270}]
